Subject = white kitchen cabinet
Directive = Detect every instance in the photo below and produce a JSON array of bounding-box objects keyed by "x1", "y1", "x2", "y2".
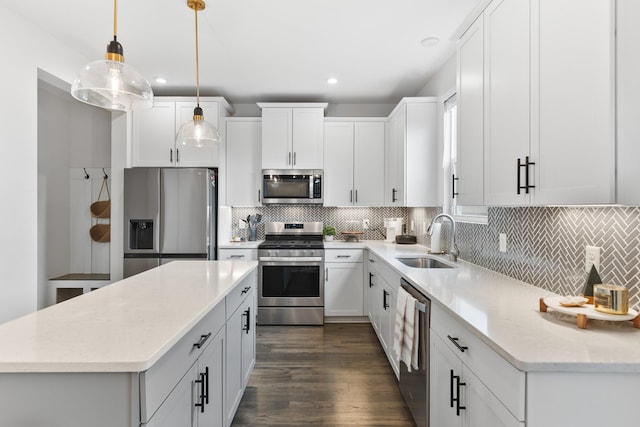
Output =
[
  {"x1": 457, "y1": 0, "x2": 615, "y2": 206},
  {"x1": 132, "y1": 98, "x2": 231, "y2": 168},
  {"x1": 226, "y1": 118, "x2": 262, "y2": 206},
  {"x1": 456, "y1": 17, "x2": 484, "y2": 206},
  {"x1": 323, "y1": 120, "x2": 385, "y2": 206},
  {"x1": 616, "y1": 0, "x2": 640, "y2": 205},
  {"x1": 385, "y1": 98, "x2": 439, "y2": 207},
  {"x1": 218, "y1": 248, "x2": 258, "y2": 261},
  {"x1": 430, "y1": 302, "x2": 525, "y2": 427},
  {"x1": 324, "y1": 249, "x2": 364, "y2": 317},
  {"x1": 225, "y1": 276, "x2": 256, "y2": 427},
  {"x1": 258, "y1": 103, "x2": 327, "y2": 170}
]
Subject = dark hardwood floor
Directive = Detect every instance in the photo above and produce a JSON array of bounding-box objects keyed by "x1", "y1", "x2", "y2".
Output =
[{"x1": 231, "y1": 323, "x2": 416, "y2": 427}]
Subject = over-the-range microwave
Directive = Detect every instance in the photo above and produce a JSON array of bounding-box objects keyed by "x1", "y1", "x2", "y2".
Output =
[{"x1": 261, "y1": 169, "x2": 323, "y2": 205}]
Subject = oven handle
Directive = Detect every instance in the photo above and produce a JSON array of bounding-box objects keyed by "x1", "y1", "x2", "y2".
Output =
[{"x1": 259, "y1": 257, "x2": 324, "y2": 263}]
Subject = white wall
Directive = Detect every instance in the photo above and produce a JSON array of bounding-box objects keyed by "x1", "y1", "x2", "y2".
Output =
[{"x1": 0, "y1": 3, "x2": 91, "y2": 323}]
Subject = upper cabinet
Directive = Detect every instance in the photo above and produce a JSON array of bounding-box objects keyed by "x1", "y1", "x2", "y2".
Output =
[
  {"x1": 226, "y1": 118, "x2": 262, "y2": 207},
  {"x1": 323, "y1": 120, "x2": 385, "y2": 206},
  {"x1": 385, "y1": 98, "x2": 439, "y2": 207},
  {"x1": 131, "y1": 97, "x2": 232, "y2": 168},
  {"x1": 457, "y1": 0, "x2": 615, "y2": 206},
  {"x1": 616, "y1": 0, "x2": 640, "y2": 205},
  {"x1": 258, "y1": 103, "x2": 327, "y2": 170}
]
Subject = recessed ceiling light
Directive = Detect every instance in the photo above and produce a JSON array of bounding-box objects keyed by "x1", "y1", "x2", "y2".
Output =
[
  {"x1": 154, "y1": 76, "x2": 168, "y2": 84},
  {"x1": 420, "y1": 37, "x2": 440, "y2": 47},
  {"x1": 327, "y1": 77, "x2": 338, "y2": 85}
]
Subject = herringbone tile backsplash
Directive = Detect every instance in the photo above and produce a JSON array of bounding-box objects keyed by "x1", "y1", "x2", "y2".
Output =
[{"x1": 412, "y1": 206, "x2": 640, "y2": 310}]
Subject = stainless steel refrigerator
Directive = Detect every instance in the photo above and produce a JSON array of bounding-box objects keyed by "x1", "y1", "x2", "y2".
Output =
[{"x1": 123, "y1": 168, "x2": 217, "y2": 278}]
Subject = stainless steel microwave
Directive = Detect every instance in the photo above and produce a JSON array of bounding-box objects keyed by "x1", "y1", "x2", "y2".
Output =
[{"x1": 261, "y1": 170, "x2": 323, "y2": 205}]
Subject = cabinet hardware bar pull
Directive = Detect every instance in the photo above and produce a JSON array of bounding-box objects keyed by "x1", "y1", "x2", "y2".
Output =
[
  {"x1": 195, "y1": 372, "x2": 206, "y2": 413},
  {"x1": 325, "y1": 267, "x2": 329, "y2": 281},
  {"x1": 355, "y1": 190, "x2": 358, "y2": 203},
  {"x1": 369, "y1": 272, "x2": 374, "y2": 288},
  {"x1": 241, "y1": 286, "x2": 251, "y2": 294},
  {"x1": 288, "y1": 152, "x2": 291, "y2": 165},
  {"x1": 525, "y1": 155, "x2": 535, "y2": 193},
  {"x1": 336, "y1": 255, "x2": 351, "y2": 258},
  {"x1": 293, "y1": 152, "x2": 296, "y2": 165},
  {"x1": 350, "y1": 190, "x2": 353, "y2": 203},
  {"x1": 176, "y1": 148, "x2": 179, "y2": 163},
  {"x1": 369, "y1": 258, "x2": 375, "y2": 263},
  {"x1": 383, "y1": 290, "x2": 389, "y2": 310},
  {"x1": 456, "y1": 376, "x2": 466, "y2": 416},
  {"x1": 193, "y1": 332, "x2": 212, "y2": 349},
  {"x1": 517, "y1": 158, "x2": 522, "y2": 194},
  {"x1": 258, "y1": 189, "x2": 261, "y2": 202},
  {"x1": 392, "y1": 188, "x2": 398, "y2": 203},
  {"x1": 204, "y1": 366, "x2": 209, "y2": 404},
  {"x1": 170, "y1": 149, "x2": 173, "y2": 163},
  {"x1": 447, "y1": 335, "x2": 468, "y2": 352},
  {"x1": 243, "y1": 307, "x2": 251, "y2": 333},
  {"x1": 230, "y1": 255, "x2": 245, "y2": 259},
  {"x1": 450, "y1": 369, "x2": 455, "y2": 408},
  {"x1": 452, "y1": 174, "x2": 459, "y2": 198}
]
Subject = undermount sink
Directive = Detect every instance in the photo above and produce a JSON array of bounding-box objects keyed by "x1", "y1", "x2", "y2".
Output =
[{"x1": 396, "y1": 257, "x2": 454, "y2": 269}]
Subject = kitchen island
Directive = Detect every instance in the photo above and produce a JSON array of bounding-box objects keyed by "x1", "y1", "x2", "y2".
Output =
[{"x1": 0, "y1": 260, "x2": 258, "y2": 427}]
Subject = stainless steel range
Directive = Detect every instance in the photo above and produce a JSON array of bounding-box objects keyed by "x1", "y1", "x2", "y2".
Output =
[{"x1": 257, "y1": 222, "x2": 324, "y2": 325}]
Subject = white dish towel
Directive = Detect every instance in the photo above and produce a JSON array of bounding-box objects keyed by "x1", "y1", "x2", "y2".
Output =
[{"x1": 393, "y1": 286, "x2": 419, "y2": 372}]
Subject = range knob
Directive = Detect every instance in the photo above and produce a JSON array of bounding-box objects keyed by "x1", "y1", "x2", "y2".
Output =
[
  {"x1": 274, "y1": 250, "x2": 280, "y2": 256},
  {"x1": 289, "y1": 250, "x2": 294, "y2": 256}
]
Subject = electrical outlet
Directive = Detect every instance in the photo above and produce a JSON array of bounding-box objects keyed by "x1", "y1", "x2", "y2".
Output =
[
  {"x1": 238, "y1": 219, "x2": 246, "y2": 229},
  {"x1": 410, "y1": 220, "x2": 415, "y2": 232},
  {"x1": 362, "y1": 219, "x2": 370, "y2": 230},
  {"x1": 585, "y1": 246, "x2": 601, "y2": 273},
  {"x1": 499, "y1": 233, "x2": 507, "y2": 253}
]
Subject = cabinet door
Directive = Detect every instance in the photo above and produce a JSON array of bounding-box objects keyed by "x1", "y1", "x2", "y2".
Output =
[
  {"x1": 146, "y1": 363, "x2": 197, "y2": 427},
  {"x1": 483, "y1": 0, "x2": 530, "y2": 206},
  {"x1": 292, "y1": 108, "x2": 324, "y2": 169},
  {"x1": 325, "y1": 262, "x2": 364, "y2": 316},
  {"x1": 430, "y1": 332, "x2": 463, "y2": 427},
  {"x1": 133, "y1": 101, "x2": 176, "y2": 167},
  {"x1": 261, "y1": 108, "x2": 292, "y2": 169},
  {"x1": 198, "y1": 330, "x2": 225, "y2": 427},
  {"x1": 323, "y1": 122, "x2": 354, "y2": 206},
  {"x1": 175, "y1": 102, "x2": 221, "y2": 167},
  {"x1": 464, "y1": 367, "x2": 524, "y2": 427},
  {"x1": 366, "y1": 262, "x2": 379, "y2": 332},
  {"x1": 456, "y1": 18, "x2": 484, "y2": 205},
  {"x1": 241, "y1": 290, "x2": 256, "y2": 388},
  {"x1": 226, "y1": 120, "x2": 262, "y2": 206},
  {"x1": 354, "y1": 122, "x2": 385, "y2": 206},
  {"x1": 383, "y1": 285, "x2": 398, "y2": 376},
  {"x1": 617, "y1": 0, "x2": 640, "y2": 205},
  {"x1": 405, "y1": 102, "x2": 439, "y2": 207},
  {"x1": 385, "y1": 107, "x2": 405, "y2": 206},
  {"x1": 531, "y1": 0, "x2": 614, "y2": 205},
  {"x1": 225, "y1": 305, "x2": 243, "y2": 427}
]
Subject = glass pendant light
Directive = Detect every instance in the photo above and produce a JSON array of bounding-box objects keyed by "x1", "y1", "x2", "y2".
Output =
[
  {"x1": 71, "y1": 0, "x2": 153, "y2": 111},
  {"x1": 176, "y1": 0, "x2": 220, "y2": 148}
]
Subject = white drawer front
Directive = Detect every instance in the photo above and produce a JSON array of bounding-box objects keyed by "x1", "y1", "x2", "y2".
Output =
[
  {"x1": 325, "y1": 249, "x2": 363, "y2": 263},
  {"x1": 226, "y1": 272, "x2": 256, "y2": 320},
  {"x1": 140, "y1": 303, "x2": 225, "y2": 423},
  {"x1": 431, "y1": 303, "x2": 525, "y2": 421},
  {"x1": 219, "y1": 249, "x2": 257, "y2": 261}
]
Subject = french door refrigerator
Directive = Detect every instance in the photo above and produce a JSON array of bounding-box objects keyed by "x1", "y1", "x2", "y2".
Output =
[{"x1": 123, "y1": 168, "x2": 217, "y2": 278}]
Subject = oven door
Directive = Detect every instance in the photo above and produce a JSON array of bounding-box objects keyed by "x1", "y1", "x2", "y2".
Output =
[{"x1": 258, "y1": 257, "x2": 324, "y2": 307}]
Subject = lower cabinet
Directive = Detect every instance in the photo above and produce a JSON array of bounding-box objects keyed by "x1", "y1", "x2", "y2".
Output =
[
  {"x1": 430, "y1": 302, "x2": 525, "y2": 427},
  {"x1": 218, "y1": 248, "x2": 258, "y2": 261},
  {"x1": 225, "y1": 281, "x2": 256, "y2": 427},
  {"x1": 325, "y1": 249, "x2": 364, "y2": 317}
]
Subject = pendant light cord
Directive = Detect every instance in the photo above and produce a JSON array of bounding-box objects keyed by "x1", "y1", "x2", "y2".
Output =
[
  {"x1": 194, "y1": 6, "x2": 201, "y2": 108},
  {"x1": 113, "y1": 0, "x2": 118, "y2": 39}
]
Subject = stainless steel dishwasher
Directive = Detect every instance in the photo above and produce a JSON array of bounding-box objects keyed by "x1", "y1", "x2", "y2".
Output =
[{"x1": 398, "y1": 278, "x2": 431, "y2": 427}]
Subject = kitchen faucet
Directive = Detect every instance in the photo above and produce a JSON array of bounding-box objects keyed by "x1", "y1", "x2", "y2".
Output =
[{"x1": 427, "y1": 213, "x2": 459, "y2": 262}]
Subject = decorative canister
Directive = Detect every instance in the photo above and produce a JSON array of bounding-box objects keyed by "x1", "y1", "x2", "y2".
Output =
[{"x1": 593, "y1": 284, "x2": 629, "y2": 315}]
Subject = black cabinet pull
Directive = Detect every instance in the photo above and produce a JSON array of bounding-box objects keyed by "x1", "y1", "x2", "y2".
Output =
[
  {"x1": 194, "y1": 371, "x2": 206, "y2": 413},
  {"x1": 449, "y1": 369, "x2": 455, "y2": 408},
  {"x1": 369, "y1": 272, "x2": 374, "y2": 288},
  {"x1": 447, "y1": 335, "x2": 468, "y2": 353},
  {"x1": 176, "y1": 148, "x2": 180, "y2": 163},
  {"x1": 392, "y1": 188, "x2": 398, "y2": 203},
  {"x1": 204, "y1": 366, "x2": 209, "y2": 405},
  {"x1": 452, "y1": 174, "x2": 459, "y2": 198},
  {"x1": 383, "y1": 290, "x2": 389, "y2": 310},
  {"x1": 453, "y1": 373, "x2": 466, "y2": 416},
  {"x1": 243, "y1": 307, "x2": 251, "y2": 334},
  {"x1": 350, "y1": 190, "x2": 353, "y2": 203},
  {"x1": 241, "y1": 286, "x2": 251, "y2": 295},
  {"x1": 193, "y1": 332, "x2": 212, "y2": 349},
  {"x1": 517, "y1": 156, "x2": 536, "y2": 194},
  {"x1": 169, "y1": 148, "x2": 173, "y2": 163},
  {"x1": 258, "y1": 189, "x2": 261, "y2": 202}
]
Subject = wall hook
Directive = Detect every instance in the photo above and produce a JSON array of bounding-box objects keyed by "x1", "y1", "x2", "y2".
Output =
[
  {"x1": 83, "y1": 168, "x2": 90, "y2": 179},
  {"x1": 102, "y1": 168, "x2": 108, "y2": 179}
]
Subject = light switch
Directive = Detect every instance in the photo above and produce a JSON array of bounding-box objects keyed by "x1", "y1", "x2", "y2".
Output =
[{"x1": 499, "y1": 233, "x2": 507, "y2": 252}]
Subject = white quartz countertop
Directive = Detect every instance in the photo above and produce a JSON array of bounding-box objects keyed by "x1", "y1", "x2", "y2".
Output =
[
  {"x1": 218, "y1": 240, "x2": 263, "y2": 249},
  {"x1": 344, "y1": 241, "x2": 640, "y2": 373},
  {"x1": 0, "y1": 260, "x2": 257, "y2": 373}
]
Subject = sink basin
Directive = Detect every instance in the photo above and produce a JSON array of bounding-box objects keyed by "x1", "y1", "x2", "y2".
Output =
[{"x1": 396, "y1": 257, "x2": 454, "y2": 269}]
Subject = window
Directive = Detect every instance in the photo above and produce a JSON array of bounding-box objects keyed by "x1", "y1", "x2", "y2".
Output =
[{"x1": 444, "y1": 93, "x2": 487, "y2": 224}]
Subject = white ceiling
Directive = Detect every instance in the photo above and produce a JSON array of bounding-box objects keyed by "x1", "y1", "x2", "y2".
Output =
[{"x1": 3, "y1": 0, "x2": 481, "y2": 104}]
